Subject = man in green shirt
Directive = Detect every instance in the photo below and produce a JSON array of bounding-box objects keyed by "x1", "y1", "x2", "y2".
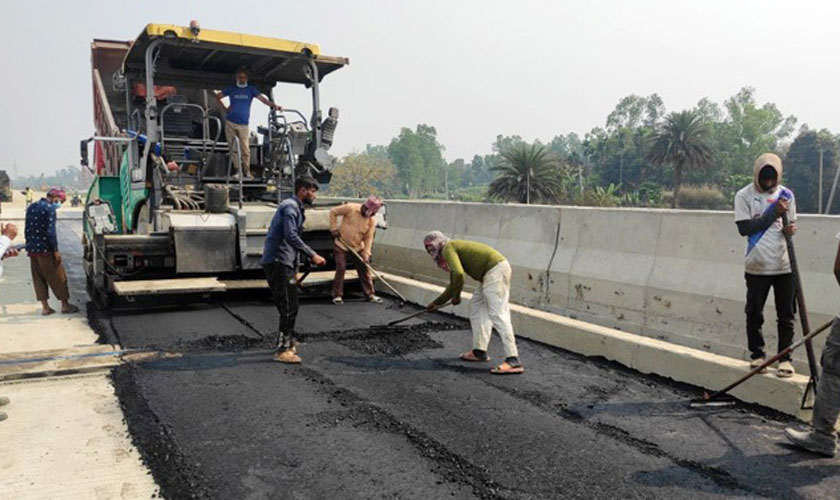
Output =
[{"x1": 423, "y1": 231, "x2": 524, "y2": 374}]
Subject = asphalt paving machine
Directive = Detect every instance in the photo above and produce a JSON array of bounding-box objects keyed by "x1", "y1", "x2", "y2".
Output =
[{"x1": 81, "y1": 23, "x2": 368, "y2": 307}]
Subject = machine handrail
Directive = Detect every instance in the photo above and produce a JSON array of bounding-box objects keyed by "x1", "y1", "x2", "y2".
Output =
[
  {"x1": 269, "y1": 108, "x2": 309, "y2": 131},
  {"x1": 160, "y1": 102, "x2": 225, "y2": 184},
  {"x1": 160, "y1": 102, "x2": 212, "y2": 151}
]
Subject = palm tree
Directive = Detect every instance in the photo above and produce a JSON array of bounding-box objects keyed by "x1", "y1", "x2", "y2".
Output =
[
  {"x1": 646, "y1": 110, "x2": 714, "y2": 208},
  {"x1": 488, "y1": 144, "x2": 564, "y2": 204}
]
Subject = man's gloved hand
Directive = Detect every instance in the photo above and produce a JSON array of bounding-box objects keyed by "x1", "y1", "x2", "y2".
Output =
[
  {"x1": 311, "y1": 253, "x2": 326, "y2": 266},
  {"x1": 452, "y1": 297, "x2": 461, "y2": 306},
  {"x1": 425, "y1": 302, "x2": 437, "y2": 312},
  {"x1": 360, "y1": 250, "x2": 371, "y2": 262}
]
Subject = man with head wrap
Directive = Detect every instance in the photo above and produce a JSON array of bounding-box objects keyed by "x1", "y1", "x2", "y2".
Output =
[
  {"x1": 734, "y1": 153, "x2": 797, "y2": 378},
  {"x1": 423, "y1": 231, "x2": 523, "y2": 374},
  {"x1": 25, "y1": 187, "x2": 78, "y2": 315},
  {"x1": 329, "y1": 196, "x2": 384, "y2": 304}
]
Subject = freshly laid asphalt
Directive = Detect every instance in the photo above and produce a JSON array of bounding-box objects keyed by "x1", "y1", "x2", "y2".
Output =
[{"x1": 57, "y1": 221, "x2": 840, "y2": 500}]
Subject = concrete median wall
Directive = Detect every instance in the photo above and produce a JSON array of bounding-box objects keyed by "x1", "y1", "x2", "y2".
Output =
[{"x1": 372, "y1": 200, "x2": 840, "y2": 374}]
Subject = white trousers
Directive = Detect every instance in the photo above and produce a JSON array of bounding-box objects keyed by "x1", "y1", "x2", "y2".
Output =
[{"x1": 469, "y1": 260, "x2": 518, "y2": 359}]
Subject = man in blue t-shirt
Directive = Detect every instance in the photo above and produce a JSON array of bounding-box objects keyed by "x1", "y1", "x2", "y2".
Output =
[{"x1": 215, "y1": 67, "x2": 283, "y2": 178}]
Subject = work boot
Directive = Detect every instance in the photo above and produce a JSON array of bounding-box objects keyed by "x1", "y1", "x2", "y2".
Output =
[
  {"x1": 784, "y1": 427, "x2": 837, "y2": 457},
  {"x1": 332, "y1": 297, "x2": 343, "y2": 305},
  {"x1": 273, "y1": 349, "x2": 301, "y2": 364},
  {"x1": 0, "y1": 396, "x2": 8, "y2": 407},
  {"x1": 366, "y1": 295, "x2": 383, "y2": 304}
]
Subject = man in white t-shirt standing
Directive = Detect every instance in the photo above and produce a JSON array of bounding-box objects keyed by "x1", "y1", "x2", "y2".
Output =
[{"x1": 734, "y1": 152, "x2": 797, "y2": 378}]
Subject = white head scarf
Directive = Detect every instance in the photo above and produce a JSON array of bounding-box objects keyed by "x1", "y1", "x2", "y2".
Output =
[{"x1": 423, "y1": 231, "x2": 451, "y2": 271}]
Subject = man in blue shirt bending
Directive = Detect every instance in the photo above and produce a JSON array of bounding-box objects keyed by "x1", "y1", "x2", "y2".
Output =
[
  {"x1": 261, "y1": 176, "x2": 326, "y2": 363},
  {"x1": 215, "y1": 67, "x2": 283, "y2": 179}
]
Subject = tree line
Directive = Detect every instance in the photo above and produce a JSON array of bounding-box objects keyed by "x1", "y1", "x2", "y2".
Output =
[{"x1": 325, "y1": 86, "x2": 840, "y2": 213}]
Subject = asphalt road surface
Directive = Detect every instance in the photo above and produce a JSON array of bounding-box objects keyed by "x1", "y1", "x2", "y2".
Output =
[{"x1": 56, "y1": 220, "x2": 840, "y2": 500}]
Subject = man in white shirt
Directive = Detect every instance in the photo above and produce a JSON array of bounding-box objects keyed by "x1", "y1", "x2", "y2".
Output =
[
  {"x1": 0, "y1": 222, "x2": 20, "y2": 277},
  {"x1": 0, "y1": 222, "x2": 20, "y2": 422},
  {"x1": 784, "y1": 233, "x2": 840, "y2": 457},
  {"x1": 734, "y1": 153, "x2": 797, "y2": 378}
]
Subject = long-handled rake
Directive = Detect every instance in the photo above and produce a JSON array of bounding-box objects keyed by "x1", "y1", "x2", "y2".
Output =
[
  {"x1": 369, "y1": 301, "x2": 451, "y2": 333},
  {"x1": 689, "y1": 319, "x2": 833, "y2": 408}
]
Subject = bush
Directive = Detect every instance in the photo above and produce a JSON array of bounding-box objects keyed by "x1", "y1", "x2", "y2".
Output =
[
  {"x1": 585, "y1": 183, "x2": 621, "y2": 207},
  {"x1": 637, "y1": 181, "x2": 663, "y2": 206},
  {"x1": 675, "y1": 184, "x2": 728, "y2": 210},
  {"x1": 453, "y1": 185, "x2": 489, "y2": 202}
]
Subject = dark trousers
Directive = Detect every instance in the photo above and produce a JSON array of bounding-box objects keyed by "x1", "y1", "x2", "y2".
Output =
[
  {"x1": 30, "y1": 254, "x2": 70, "y2": 301},
  {"x1": 263, "y1": 263, "x2": 300, "y2": 351},
  {"x1": 744, "y1": 272, "x2": 795, "y2": 361},
  {"x1": 333, "y1": 244, "x2": 374, "y2": 298}
]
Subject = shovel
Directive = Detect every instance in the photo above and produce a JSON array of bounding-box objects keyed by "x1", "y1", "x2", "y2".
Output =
[
  {"x1": 690, "y1": 318, "x2": 833, "y2": 408},
  {"x1": 369, "y1": 300, "x2": 451, "y2": 333},
  {"x1": 337, "y1": 235, "x2": 408, "y2": 305}
]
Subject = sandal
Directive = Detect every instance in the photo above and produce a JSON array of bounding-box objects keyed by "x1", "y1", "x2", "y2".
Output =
[
  {"x1": 777, "y1": 361, "x2": 795, "y2": 378},
  {"x1": 273, "y1": 350, "x2": 302, "y2": 364},
  {"x1": 459, "y1": 351, "x2": 490, "y2": 362},
  {"x1": 749, "y1": 357, "x2": 768, "y2": 374},
  {"x1": 62, "y1": 304, "x2": 80, "y2": 314},
  {"x1": 490, "y1": 362, "x2": 524, "y2": 375}
]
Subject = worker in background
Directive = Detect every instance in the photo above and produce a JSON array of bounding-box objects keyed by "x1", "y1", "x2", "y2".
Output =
[
  {"x1": 734, "y1": 153, "x2": 797, "y2": 378},
  {"x1": 23, "y1": 187, "x2": 33, "y2": 208},
  {"x1": 423, "y1": 231, "x2": 524, "y2": 375},
  {"x1": 0, "y1": 222, "x2": 20, "y2": 421},
  {"x1": 784, "y1": 233, "x2": 840, "y2": 457},
  {"x1": 329, "y1": 196, "x2": 384, "y2": 304},
  {"x1": 25, "y1": 187, "x2": 79, "y2": 315},
  {"x1": 215, "y1": 67, "x2": 282, "y2": 179},
  {"x1": 261, "y1": 176, "x2": 326, "y2": 364}
]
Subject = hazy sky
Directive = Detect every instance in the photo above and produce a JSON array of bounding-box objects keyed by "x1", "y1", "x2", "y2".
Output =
[{"x1": 2, "y1": 0, "x2": 840, "y2": 175}]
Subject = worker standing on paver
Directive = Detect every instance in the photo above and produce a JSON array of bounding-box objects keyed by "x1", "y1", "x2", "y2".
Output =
[
  {"x1": 329, "y1": 196, "x2": 383, "y2": 304},
  {"x1": 215, "y1": 67, "x2": 282, "y2": 179},
  {"x1": 261, "y1": 177, "x2": 326, "y2": 363},
  {"x1": 784, "y1": 233, "x2": 840, "y2": 457},
  {"x1": 423, "y1": 231, "x2": 524, "y2": 375},
  {"x1": 25, "y1": 188, "x2": 79, "y2": 316},
  {"x1": 0, "y1": 222, "x2": 20, "y2": 422},
  {"x1": 734, "y1": 153, "x2": 797, "y2": 378}
]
